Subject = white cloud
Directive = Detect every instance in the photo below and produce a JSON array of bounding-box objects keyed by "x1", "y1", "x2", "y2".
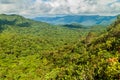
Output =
[{"x1": 0, "y1": 0, "x2": 120, "y2": 17}]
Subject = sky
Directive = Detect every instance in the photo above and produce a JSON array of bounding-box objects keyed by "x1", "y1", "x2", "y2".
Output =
[{"x1": 0, "y1": 0, "x2": 120, "y2": 18}]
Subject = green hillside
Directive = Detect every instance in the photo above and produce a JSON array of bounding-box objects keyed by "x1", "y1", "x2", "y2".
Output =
[{"x1": 0, "y1": 14, "x2": 120, "y2": 80}]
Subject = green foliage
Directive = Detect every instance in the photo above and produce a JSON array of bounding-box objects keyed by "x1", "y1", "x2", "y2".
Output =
[{"x1": 0, "y1": 14, "x2": 120, "y2": 80}]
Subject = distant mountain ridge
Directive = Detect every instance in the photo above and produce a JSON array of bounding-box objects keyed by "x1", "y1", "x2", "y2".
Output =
[{"x1": 33, "y1": 15, "x2": 117, "y2": 26}]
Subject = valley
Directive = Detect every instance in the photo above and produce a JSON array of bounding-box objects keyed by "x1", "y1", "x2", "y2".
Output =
[{"x1": 0, "y1": 14, "x2": 120, "y2": 80}]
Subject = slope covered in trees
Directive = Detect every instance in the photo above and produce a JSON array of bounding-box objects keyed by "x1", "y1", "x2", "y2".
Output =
[{"x1": 0, "y1": 14, "x2": 120, "y2": 80}]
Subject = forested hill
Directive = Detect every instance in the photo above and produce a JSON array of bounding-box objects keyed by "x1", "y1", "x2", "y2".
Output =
[
  {"x1": 0, "y1": 14, "x2": 120, "y2": 80},
  {"x1": 74, "y1": 15, "x2": 120, "y2": 79},
  {"x1": 85, "y1": 15, "x2": 120, "y2": 54},
  {"x1": 0, "y1": 14, "x2": 50, "y2": 29},
  {"x1": 0, "y1": 14, "x2": 31, "y2": 26}
]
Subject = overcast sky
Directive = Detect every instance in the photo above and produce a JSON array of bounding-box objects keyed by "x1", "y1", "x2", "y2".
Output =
[{"x1": 0, "y1": 0, "x2": 120, "y2": 17}]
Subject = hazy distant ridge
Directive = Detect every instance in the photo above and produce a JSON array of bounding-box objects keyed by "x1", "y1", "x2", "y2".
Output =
[{"x1": 33, "y1": 15, "x2": 116, "y2": 26}]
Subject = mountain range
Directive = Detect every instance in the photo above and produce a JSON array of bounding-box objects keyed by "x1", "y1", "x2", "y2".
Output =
[{"x1": 33, "y1": 15, "x2": 117, "y2": 26}]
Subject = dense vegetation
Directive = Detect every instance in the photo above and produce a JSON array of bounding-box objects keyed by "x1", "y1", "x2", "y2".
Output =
[{"x1": 0, "y1": 14, "x2": 120, "y2": 80}]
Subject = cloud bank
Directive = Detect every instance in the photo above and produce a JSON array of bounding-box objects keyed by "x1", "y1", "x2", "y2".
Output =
[{"x1": 0, "y1": 0, "x2": 120, "y2": 17}]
